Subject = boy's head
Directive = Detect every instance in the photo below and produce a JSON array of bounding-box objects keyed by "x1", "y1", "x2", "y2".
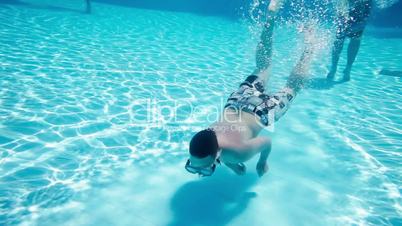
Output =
[
  {"x1": 185, "y1": 129, "x2": 220, "y2": 176},
  {"x1": 189, "y1": 128, "x2": 219, "y2": 159}
]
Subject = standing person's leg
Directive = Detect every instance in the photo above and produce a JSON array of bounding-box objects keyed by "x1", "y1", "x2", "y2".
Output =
[
  {"x1": 343, "y1": 37, "x2": 362, "y2": 81},
  {"x1": 342, "y1": 0, "x2": 372, "y2": 81},
  {"x1": 327, "y1": 15, "x2": 349, "y2": 80},
  {"x1": 327, "y1": 36, "x2": 345, "y2": 80}
]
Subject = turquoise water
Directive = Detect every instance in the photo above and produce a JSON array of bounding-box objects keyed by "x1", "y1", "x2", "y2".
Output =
[{"x1": 1, "y1": 1, "x2": 401, "y2": 226}]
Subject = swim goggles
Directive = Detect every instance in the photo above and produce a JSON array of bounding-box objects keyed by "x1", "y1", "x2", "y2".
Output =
[{"x1": 185, "y1": 158, "x2": 221, "y2": 177}]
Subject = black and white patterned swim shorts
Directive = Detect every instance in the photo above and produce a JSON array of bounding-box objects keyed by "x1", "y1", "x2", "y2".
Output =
[{"x1": 225, "y1": 75, "x2": 295, "y2": 126}]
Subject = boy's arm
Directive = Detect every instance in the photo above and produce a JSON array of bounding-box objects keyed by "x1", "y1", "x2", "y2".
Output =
[
  {"x1": 223, "y1": 137, "x2": 271, "y2": 177},
  {"x1": 227, "y1": 137, "x2": 271, "y2": 162},
  {"x1": 250, "y1": 137, "x2": 272, "y2": 177},
  {"x1": 255, "y1": 137, "x2": 271, "y2": 164}
]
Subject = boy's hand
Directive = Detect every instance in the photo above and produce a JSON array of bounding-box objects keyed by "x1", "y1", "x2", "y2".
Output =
[
  {"x1": 225, "y1": 162, "x2": 247, "y2": 175},
  {"x1": 256, "y1": 161, "x2": 269, "y2": 177}
]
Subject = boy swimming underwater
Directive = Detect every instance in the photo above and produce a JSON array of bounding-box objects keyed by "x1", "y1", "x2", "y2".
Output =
[{"x1": 185, "y1": 1, "x2": 316, "y2": 177}]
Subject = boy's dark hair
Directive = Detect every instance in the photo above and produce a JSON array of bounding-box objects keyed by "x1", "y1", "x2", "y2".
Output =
[{"x1": 189, "y1": 129, "x2": 219, "y2": 158}]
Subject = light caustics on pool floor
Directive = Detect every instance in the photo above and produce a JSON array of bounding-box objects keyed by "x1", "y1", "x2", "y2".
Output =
[{"x1": 0, "y1": 1, "x2": 401, "y2": 226}]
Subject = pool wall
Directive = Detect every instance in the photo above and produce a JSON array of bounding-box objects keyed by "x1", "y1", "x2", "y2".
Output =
[{"x1": 92, "y1": 0, "x2": 402, "y2": 27}]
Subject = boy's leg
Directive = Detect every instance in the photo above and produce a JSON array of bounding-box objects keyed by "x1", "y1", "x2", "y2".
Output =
[
  {"x1": 266, "y1": 31, "x2": 316, "y2": 123},
  {"x1": 286, "y1": 28, "x2": 316, "y2": 94},
  {"x1": 255, "y1": 15, "x2": 275, "y2": 78},
  {"x1": 253, "y1": 0, "x2": 286, "y2": 84}
]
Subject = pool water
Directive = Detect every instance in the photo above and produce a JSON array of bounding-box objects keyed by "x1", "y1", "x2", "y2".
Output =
[{"x1": 0, "y1": 1, "x2": 401, "y2": 226}]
